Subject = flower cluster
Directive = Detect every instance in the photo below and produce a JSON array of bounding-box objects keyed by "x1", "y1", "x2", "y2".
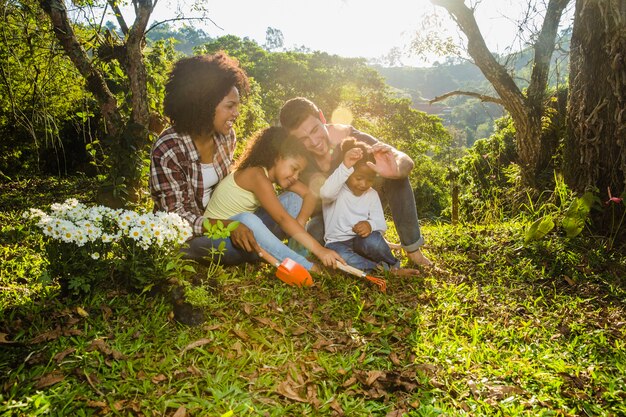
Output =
[
  {"x1": 24, "y1": 199, "x2": 193, "y2": 295},
  {"x1": 25, "y1": 198, "x2": 192, "y2": 252}
]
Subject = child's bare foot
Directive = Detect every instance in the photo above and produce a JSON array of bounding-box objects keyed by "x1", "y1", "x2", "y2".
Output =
[
  {"x1": 386, "y1": 240, "x2": 402, "y2": 252},
  {"x1": 391, "y1": 267, "x2": 421, "y2": 277},
  {"x1": 406, "y1": 248, "x2": 434, "y2": 267}
]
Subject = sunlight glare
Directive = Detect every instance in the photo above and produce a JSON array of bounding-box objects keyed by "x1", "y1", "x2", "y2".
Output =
[{"x1": 331, "y1": 106, "x2": 353, "y2": 125}]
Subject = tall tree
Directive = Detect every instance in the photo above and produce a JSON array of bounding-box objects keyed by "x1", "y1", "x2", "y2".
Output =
[
  {"x1": 564, "y1": 0, "x2": 626, "y2": 208},
  {"x1": 429, "y1": 0, "x2": 571, "y2": 187}
]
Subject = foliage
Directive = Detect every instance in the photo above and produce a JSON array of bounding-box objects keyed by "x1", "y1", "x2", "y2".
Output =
[
  {"x1": 456, "y1": 116, "x2": 518, "y2": 222},
  {"x1": 24, "y1": 198, "x2": 192, "y2": 295},
  {"x1": 0, "y1": 0, "x2": 92, "y2": 177}
]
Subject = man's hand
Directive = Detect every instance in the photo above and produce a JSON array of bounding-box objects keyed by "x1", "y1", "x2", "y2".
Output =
[
  {"x1": 230, "y1": 222, "x2": 261, "y2": 253},
  {"x1": 352, "y1": 220, "x2": 372, "y2": 238},
  {"x1": 343, "y1": 147, "x2": 363, "y2": 169},
  {"x1": 366, "y1": 143, "x2": 402, "y2": 179},
  {"x1": 315, "y1": 247, "x2": 345, "y2": 269}
]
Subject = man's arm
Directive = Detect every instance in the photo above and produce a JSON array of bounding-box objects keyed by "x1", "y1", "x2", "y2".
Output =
[{"x1": 339, "y1": 127, "x2": 414, "y2": 179}]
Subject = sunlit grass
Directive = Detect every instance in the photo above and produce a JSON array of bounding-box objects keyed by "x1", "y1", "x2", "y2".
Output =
[{"x1": 1, "y1": 180, "x2": 626, "y2": 416}]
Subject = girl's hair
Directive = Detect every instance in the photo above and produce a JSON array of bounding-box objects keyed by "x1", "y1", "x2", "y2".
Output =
[
  {"x1": 235, "y1": 126, "x2": 310, "y2": 170},
  {"x1": 340, "y1": 138, "x2": 375, "y2": 169},
  {"x1": 164, "y1": 52, "x2": 249, "y2": 137}
]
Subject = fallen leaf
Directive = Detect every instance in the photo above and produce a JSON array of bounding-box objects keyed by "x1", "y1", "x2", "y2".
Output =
[
  {"x1": 34, "y1": 371, "x2": 64, "y2": 389},
  {"x1": 328, "y1": 398, "x2": 344, "y2": 415},
  {"x1": 563, "y1": 275, "x2": 576, "y2": 286},
  {"x1": 100, "y1": 304, "x2": 113, "y2": 321},
  {"x1": 53, "y1": 348, "x2": 76, "y2": 363},
  {"x1": 0, "y1": 333, "x2": 17, "y2": 345},
  {"x1": 389, "y1": 351, "x2": 401, "y2": 366},
  {"x1": 485, "y1": 384, "x2": 525, "y2": 399},
  {"x1": 366, "y1": 370, "x2": 385, "y2": 386},
  {"x1": 172, "y1": 405, "x2": 186, "y2": 417},
  {"x1": 85, "y1": 400, "x2": 108, "y2": 408},
  {"x1": 276, "y1": 378, "x2": 307, "y2": 402},
  {"x1": 152, "y1": 374, "x2": 167, "y2": 384},
  {"x1": 242, "y1": 303, "x2": 253, "y2": 315},
  {"x1": 292, "y1": 326, "x2": 307, "y2": 335},
  {"x1": 342, "y1": 376, "x2": 357, "y2": 388},
  {"x1": 180, "y1": 338, "x2": 212, "y2": 355},
  {"x1": 231, "y1": 328, "x2": 250, "y2": 341},
  {"x1": 76, "y1": 306, "x2": 89, "y2": 317}
]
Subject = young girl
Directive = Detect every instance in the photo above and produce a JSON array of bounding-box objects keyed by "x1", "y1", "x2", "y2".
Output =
[
  {"x1": 320, "y1": 138, "x2": 418, "y2": 275},
  {"x1": 204, "y1": 126, "x2": 344, "y2": 272}
]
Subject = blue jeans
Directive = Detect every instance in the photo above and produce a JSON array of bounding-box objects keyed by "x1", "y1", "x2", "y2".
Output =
[
  {"x1": 325, "y1": 231, "x2": 400, "y2": 272},
  {"x1": 308, "y1": 177, "x2": 424, "y2": 252},
  {"x1": 182, "y1": 192, "x2": 307, "y2": 267}
]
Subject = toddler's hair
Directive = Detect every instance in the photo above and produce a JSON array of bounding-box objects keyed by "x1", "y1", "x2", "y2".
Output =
[
  {"x1": 340, "y1": 138, "x2": 375, "y2": 169},
  {"x1": 235, "y1": 126, "x2": 309, "y2": 170}
]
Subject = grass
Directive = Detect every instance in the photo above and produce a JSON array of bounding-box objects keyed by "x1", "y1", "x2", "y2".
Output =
[{"x1": 1, "y1": 176, "x2": 626, "y2": 416}]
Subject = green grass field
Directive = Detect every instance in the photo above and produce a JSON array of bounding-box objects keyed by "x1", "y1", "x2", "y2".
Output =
[{"x1": 1, "y1": 177, "x2": 625, "y2": 416}]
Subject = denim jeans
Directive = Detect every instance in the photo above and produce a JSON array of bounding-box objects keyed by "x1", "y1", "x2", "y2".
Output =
[
  {"x1": 230, "y1": 212, "x2": 314, "y2": 270},
  {"x1": 307, "y1": 177, "x2": 424, "y2": 252},
  {"x1": 325, "y1": 231, "x2": 400, "y2": 272},
  {"x1": 182, "y1": 191, "x2": 307, "y2": 267}
]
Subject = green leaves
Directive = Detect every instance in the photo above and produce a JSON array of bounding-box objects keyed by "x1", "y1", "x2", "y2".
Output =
[
  {"x1": 524, "y1": 215, "x2": 555, "y2": 243},
  {"x1": 561, "y1": 192, "x2": 594, "y2": 238},
  {"x1": 203, "y1": 219, "x2": 240, "y2": 240}
]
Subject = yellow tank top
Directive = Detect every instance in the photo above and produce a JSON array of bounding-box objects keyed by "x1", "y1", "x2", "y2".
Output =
[{"x1": 204, "y1": 167, "x2": 271, "y2": 219}]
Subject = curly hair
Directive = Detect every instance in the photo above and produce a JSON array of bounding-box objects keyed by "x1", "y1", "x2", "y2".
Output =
[
  {"x1": 340, "y1": 138, "x2": 375, "y2": 169},
  {"x1": 235, "y1": 126, "x2": 309, "y2": 170},
  {"x1": 163, "y1": 52, "x2": 250, "y2": 137},
  {"x1": 279, "y1": 97, "x2": 321, "y2": 130}
]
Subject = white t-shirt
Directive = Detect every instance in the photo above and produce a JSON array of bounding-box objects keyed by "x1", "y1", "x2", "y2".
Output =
[
  {"x1": 201, "y1": 163, "x2": 220, "y2": 208},
  {"x1": 319, "y1": 163, "x2": 387, "y2": 244}
]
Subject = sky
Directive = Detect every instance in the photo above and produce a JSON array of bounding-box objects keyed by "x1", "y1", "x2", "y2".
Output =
[{"x1": 146, "y1": 0, "x2": 574, "y2": 66}]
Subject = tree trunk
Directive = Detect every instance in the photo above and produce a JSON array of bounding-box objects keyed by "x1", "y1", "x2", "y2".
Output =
[
  {"x1": 431, "y1": 0, "x2": 571, "y2": 187},
  {"x1": 564, "y1": 0, "x2": 626, "y2": 238},
  {"x1": 39, "y1": 0, "x2": 154, "y2": 207}
]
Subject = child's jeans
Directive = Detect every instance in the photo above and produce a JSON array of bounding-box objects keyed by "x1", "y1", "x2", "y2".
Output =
[{"x1": 325, "y1": 231, "x2": 400, "y2": 272}]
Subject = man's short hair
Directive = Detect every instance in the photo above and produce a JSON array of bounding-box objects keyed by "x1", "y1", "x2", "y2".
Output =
[{"x1": 279, "y1": 97, "x2": 321, "y2": 130}]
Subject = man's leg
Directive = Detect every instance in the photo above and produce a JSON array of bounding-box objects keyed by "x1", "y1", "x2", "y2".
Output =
[
  {"x1": 326, "y1": 239, "x2": 379, "y2": 272},
  {"x1": 379, "y1": 177, "x2": 432, "y2": 267},
  {"x1": 182, "y1": 235, "x2": 258, "y2": 266}
]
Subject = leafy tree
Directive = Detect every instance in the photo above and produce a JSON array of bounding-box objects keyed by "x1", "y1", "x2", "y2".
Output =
[
  {"x1": 429, "y1": 0, "x2": 572, "y2": 188},
  {"x1": 0, "y1": 0, "x2": 89, "y2": 177}
]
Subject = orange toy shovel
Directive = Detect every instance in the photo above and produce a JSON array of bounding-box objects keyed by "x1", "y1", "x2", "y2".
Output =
[
  {"x1": 336, "y1": 262, "x2": 387, "y2": 293},
  {"x1": 259, "y1": 249, "x2": 314, "y2": 287}
]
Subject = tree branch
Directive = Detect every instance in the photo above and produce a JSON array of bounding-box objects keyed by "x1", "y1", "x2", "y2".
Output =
[
  {"x1": 429, "y1": 90, "x2": 503, "y2": 105},
  {"x1": 107, "y1": 0, "x2": 129, "y2": 36},
  {"x1": 527, "y1": 0, "x2": 571, "y2": 108},
  {"x1": 39, "y1": 0, "x2": 122, "y2": 137},
  {"x1": 146, "y1": 16, "x2": 223, "y2": 35},
  {"x1": 430, "y1": 0, "x2": 526, "y2": 117}
]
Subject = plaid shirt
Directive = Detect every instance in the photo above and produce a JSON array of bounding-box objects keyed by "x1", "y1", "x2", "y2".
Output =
[{"x1": 149, "y1": 127, "x2": 237, "y2": 236}]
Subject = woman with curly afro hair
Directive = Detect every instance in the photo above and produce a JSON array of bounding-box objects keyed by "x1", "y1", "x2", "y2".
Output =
[{"x1": 149, "y1": 52, "x2": 263, "y2": 265}]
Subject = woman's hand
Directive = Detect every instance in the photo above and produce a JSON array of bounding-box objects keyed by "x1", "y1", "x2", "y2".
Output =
[
  {"x1": 314, "y1": 247, "x2": 345, "y2": 269},
  {"x1": 230, "y1": 222, "x2": 261, "y2": 253}
]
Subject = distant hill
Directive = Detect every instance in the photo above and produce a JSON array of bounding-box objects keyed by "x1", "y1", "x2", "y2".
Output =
[{"x1": 371, "y1": 28, "x2": 570, "y2": 146}]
